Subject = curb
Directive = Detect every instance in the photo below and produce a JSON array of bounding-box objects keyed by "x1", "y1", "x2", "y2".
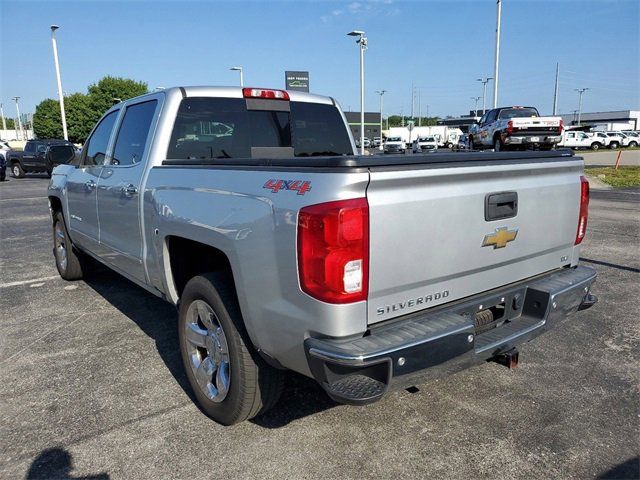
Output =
[{"x1": 584, "y1": 174, "x2": 613, "y2": 190}]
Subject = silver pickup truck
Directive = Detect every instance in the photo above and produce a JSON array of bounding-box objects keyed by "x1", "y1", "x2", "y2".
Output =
[{"x1": 48, "y1": 86, "x2": 597, "y2": 425}]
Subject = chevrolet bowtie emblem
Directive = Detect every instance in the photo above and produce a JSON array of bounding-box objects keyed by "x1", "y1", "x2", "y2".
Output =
[{"x1": 482, "y1": 227, "x2": 518, "y2": 249}]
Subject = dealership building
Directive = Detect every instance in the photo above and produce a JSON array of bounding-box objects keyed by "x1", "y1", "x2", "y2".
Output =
[
  {"x1": 560, "y1": 110, "x2": 639, "y2": 130},
  {"x1": 344, "y1": 111, "x2": 384, "y2": 140}
]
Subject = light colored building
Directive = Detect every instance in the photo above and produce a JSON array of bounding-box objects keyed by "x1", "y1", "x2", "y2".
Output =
[{"x1": 560, "y1": 110, "x2": 639, "y2": 130}]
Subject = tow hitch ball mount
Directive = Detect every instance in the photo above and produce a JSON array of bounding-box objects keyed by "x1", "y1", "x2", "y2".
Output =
[{"x1": 492, "y1": 349, "x2": 519, "y2": 369}]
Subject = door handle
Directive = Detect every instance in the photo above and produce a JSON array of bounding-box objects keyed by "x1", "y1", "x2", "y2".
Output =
[
  {"x1": 121, "y1": 184, "x2": 138, "y2": 197},
  {"x1": 84, "y1": 180, "x2": 96, "y2": 191}
]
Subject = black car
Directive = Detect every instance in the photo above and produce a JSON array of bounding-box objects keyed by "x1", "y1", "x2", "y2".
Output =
[{"x1": 6, "y1": 139, "x2": 76, "y2": 178}]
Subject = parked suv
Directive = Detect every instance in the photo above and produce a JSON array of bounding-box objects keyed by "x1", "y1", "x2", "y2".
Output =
[{"x1": 7, "y1": 139, "x2": 76, "y2": 178}]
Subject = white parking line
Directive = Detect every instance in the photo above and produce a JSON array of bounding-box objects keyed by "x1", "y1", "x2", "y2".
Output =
[{"x1": 0, "y1": 275, "x2": 60, "y2": 288}]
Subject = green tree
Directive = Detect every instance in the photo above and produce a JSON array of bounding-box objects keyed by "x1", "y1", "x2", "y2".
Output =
[
  {"x1": 33, "y1": 99, "x2": 62, "y2": 139},
  {"x1": 3, "y1": 118, "x2": 15, "y2": 129},
  {"x1": 32, "y1": 76, "x2": 148, "y2": 143},
  {"x1": 65, "y1": 93, "x2": 94, "y2": 143},
  {"x1": 87, "y1": 76, "x2": 148, "y2": 121}
]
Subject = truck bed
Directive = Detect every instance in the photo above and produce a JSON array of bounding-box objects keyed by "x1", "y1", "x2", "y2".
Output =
[{"x1": 162, "y1": 149, "x2": 576, "y2": 169}]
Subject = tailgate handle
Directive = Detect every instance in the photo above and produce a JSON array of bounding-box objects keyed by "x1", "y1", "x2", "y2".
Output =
[{"x1": 485, "y1": 192, "x2": 518, "y2": 221}]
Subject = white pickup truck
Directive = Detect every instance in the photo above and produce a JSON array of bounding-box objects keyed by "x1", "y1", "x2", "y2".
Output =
[
  {"x1": 48, "y1": 86, "x2": 597, "y2": 425},
  {"x1": 558, "y1": 131, "x2": 604, "y2": 150},
  {"x1": 469, "y1": 106, "x2": 563, "y2": 151}
]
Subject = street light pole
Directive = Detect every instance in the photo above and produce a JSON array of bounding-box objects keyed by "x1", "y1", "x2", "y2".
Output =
[
  {"x1": 552, "y1": 62, "x2": 560, "y2": 116},
  {"x1": 375, "y1": 90, "x2": 387, "y2": 151},
  {"x1": 348, "y1": 30, "x2": 367, "y2": 155},
  {"x1": 471, "y1": 96, "x2": 481, "y2": 117},
  {"x1": 575, "y1": 88, "x2": 589, "y2": 126},
  {"x1": 50, "y1": 25, "x2": 68, "y2": 140},
  {"x1": 493, "y1": 0, "x2": 502, "y2": 108},
  {"x1": 477, "y1": 77, "x2": 493, "y2": 115},
  {"x1": 0, "y1": 103, "x2": 6, "y2": 132},
  {"x1": 230, "y1": 66, "x2": 244, "y2": 87},
  {"x1": 12, "y1": 97, "x2": 23, "y2": 141}
]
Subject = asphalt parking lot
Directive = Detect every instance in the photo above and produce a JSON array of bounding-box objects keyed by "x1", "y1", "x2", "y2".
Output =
[{"x1": 1, "y1": 175, "x2": 638, "y2": 480}]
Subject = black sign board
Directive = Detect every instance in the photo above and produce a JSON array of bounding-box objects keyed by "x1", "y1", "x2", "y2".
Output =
[{"x1": 285, "y1": 71, "x2": 310, "y2": 92}]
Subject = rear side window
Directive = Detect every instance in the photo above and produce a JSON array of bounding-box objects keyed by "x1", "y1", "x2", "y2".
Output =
[
  {"x1": 112, "y1": 100, "x2": 157, "y2": 166},
  {"x1": 49, "y1": 145, "x2": 76, "y2": 165},
  {"x1": 167, "y1": 97, "x2": 353, "y2": 159},
  {"x1": 83, "y1": 111, "x2": 118, "y2": 166}
]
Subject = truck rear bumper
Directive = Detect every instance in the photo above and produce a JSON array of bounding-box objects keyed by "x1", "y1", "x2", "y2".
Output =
[
  {"x1": 505, "y1": 135, "x2": 562, "y2": 145},
  {"x1": 304, "y1": 265, "x2": 597, "y2": 405}
]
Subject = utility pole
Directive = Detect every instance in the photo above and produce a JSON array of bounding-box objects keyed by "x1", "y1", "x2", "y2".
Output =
[
  {"x1": 12, "y1": 97, "x2": 23, "y2": 141},
  {"x1": 375, "y1": 90, "x2": 387, "y2": 151},
  {"x1": 477, "y1": 77, "x2": 493, "y2": 115},
  {"x1": 493, "y1": 0, "x2": 502, "y2": 108},
  {"x1": 471, "y1": 96, "x2": 481, "y2": 116},
  {"x1": 418, "y1": 90, "x2": 422, "y2": 126},
  {"x1": 575, "y1": 88, "x2": 589, "y2": 126},
  {"x1": 0, "y1": 103, "x2": 6, "y2": 132},
  {"x1": 50, "y1": 25, "x2": 68, "y2": 140},
  {"x1": 552, "y1": 62, "x2": 560, "y2": 115}
]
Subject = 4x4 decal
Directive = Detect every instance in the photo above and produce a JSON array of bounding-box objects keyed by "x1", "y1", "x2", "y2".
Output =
[{"x1": 263, "y1": 179, "x2": 312, "y2": 195}]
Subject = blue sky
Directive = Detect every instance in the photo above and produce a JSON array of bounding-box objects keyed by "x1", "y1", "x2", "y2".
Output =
[{"x1": 1, "y1": 0, "x2": 638, "y2": 119}]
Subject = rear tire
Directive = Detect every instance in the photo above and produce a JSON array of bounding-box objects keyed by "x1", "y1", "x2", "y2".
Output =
[
  {"x1": 52, "y1": 211, "x2": 85, "y2": 280},
  {"x1": 629, "y1": 141, "x2": 638, "y2": 148},
  {"x1": 494, "y1": 137, "x2": 503, "y2": 152},
  {"x1": 609, "y1": 142, "x2": 619, "y2": 149},
  {"x1": 179, "y1": 273, "x2": 284, "y2": 425},
  {"x1": 11, "y1": 163, "x2": 25, "y2": 178}
]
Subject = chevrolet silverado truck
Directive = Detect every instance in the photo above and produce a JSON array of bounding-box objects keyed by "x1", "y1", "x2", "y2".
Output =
[
  {"x1": 469, "y1": 106, "x2": 563, "y2": 151},
  {"x1": 7, "y1": 139, "x2": 76, "y2": 178},
  {"x1": 48, "y1": 86, "x2": 597, "y2": 425}
]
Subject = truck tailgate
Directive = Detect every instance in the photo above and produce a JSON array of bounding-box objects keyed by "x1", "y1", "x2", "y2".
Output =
[{"x1": 366, "y1": 157, "x2": 583, "y2": 324}]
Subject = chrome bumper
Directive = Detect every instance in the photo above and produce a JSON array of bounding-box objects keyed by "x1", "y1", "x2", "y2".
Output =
[{"x1": 305, "y1": 266, "x2": 597, "y2": 405}]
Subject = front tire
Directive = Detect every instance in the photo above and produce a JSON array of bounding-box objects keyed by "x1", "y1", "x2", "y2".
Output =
[
  {"x1": 179, "y1": 273, "x2": 284, "y2": 425},
  {"x1": 52, "y1": 212, "x2": 85, "y2": 280},
  {"x1": 591, "y1": 142, "x2": 601, "y2": 151},
  {"x1": 629, "y1": 141, "x2": 638, "y2": 148},
  {"x1": 11, "y1": 163, "x2": 25, "y2": 178}
]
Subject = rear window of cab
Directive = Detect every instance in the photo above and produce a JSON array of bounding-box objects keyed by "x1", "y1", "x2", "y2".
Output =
[{"x1": 167, "y1": 97, "x2": 353, "y2": 160}]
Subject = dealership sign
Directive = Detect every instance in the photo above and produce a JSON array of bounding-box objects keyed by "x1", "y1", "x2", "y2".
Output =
[{"x1": 285, "y1": 71, "x2": 310, "y2": 92}]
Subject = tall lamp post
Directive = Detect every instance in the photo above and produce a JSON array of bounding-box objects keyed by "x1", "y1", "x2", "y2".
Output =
[
  {"x1": 575, "y1": 88, "x2": 589, "y2": 126},
  {"x1": 476, "y1": 77, "x2": 493, "y2": 115},
  {"x1": 347, "y1": 30, "x2": 367, "y2": 155},
  {"x1": 493, "y1": 0, "x2": 502, "y2": 108},
  {"x1": 0, "y1": 103, "x2": 6, "y2": 132},
  {"x1": 375, "y1": 90, "x2": 387, "y2": 151},
  {"x1": 471, "y1": 97, "x2": 481, "y2": 117},
  {"x1": 230, "y1": 66, "x2": 244, "y2": 87},
  {"x1": 50, "y1": 25, "x2": 68, "y2": 140},
  {"x1": 12, "y1": 97, "x2": 23, "y2": 141}
]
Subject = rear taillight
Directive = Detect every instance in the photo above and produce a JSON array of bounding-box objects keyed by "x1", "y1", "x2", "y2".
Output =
[
  {"x1": 558, "y1": 119, "x2": 564, "y2": 134},
  {"x1": 297, "y1": 198, "x2": 369, "y2": 304},
  {"x1": 242, "y1": 87, "x2": 289, "y2": 100},
  {"x1": 575, "y1": 175, "x2": 589, "y2": 245}
]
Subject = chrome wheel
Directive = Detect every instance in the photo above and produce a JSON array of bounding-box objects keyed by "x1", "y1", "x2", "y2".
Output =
[
  {"x1": 54, "y1": 222, "x2": 68, "y2": 271},
  {"x1": 12, "y1": 165, "x2": 20, "y2": 177},
  {"x1": 184, "y1": 300, "x2": 230, "y2": 402}
]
